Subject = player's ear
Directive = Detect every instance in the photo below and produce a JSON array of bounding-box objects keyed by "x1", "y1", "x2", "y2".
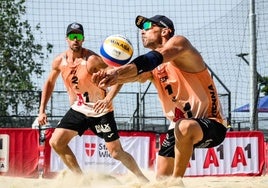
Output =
[
  {"x1": 161, "y1": 28, "x2": 171, "y2": 36},
  {"x1": 161, "y1": 28, "x2": 170, "y2": 37}
]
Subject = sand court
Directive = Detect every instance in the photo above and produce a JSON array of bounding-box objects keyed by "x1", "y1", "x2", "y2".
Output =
[{"x1": 1, "y1": 170, "x2": 268, "y2": 188}]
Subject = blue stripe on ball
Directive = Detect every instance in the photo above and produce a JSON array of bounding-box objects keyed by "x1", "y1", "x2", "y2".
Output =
[{"x1": 100, "y1": 44, "x2": 131, "y2": 66}]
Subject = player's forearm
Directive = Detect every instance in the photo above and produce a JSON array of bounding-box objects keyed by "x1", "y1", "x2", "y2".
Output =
[
  {"x1": 39, "y1": 82, "x2": 55, "y2": 113},
  {"x1": 106, "y1": 84, "x2": 123, "y2": 102},
  {"x1": 115, "y1": 63, "x2": 139, "y2": 84},
  {"x1": 39, "y1": 99, "x2": 49, "y2": 114}
]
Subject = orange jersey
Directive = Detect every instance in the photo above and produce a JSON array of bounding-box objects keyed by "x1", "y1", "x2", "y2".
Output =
[
  {"x1": 152, "y1": 63, "x2": 226, "y2": 125},
  {"x1": 60, "y1": 53, "x2": 113, "y2": 117}
]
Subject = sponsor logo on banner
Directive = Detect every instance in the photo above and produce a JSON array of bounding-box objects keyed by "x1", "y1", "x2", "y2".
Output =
[
  {"x1": 95, "y1": 142, "x2": 112, "y2": 158},
  {"x1": 84, "y1": 142, "x2": 112, "y2": 158},
  {"x1": 50, "y1": 134, "x2": 150, "y2": 174},
  {"x1": 85, "y1": 143, "x2": 96, "y2": 157},
  {"x1": 0, "y1": 134, "x2": 9, "y2": 172},
  {"x1": 185, "y1": 137, "x2": 260, "y2": 176}
]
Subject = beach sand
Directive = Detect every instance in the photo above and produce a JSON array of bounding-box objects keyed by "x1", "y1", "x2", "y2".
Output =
[{"x1": 1, "y1": 170, "x2": 268, "y2": 188}]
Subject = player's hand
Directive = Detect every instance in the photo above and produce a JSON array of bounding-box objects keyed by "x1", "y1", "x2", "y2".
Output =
[
  {"x1": 93, "y1": 98, "x2": 112, "y2": 113},
  {"x1": 38, "y1": 113, "x2": 47, "y2": 126},
  {"x1": 92, "y1": 69, "x2": 118, "y2": 89},
  {"x1": 92, "y1": 70, "x2": 107, "y2": 86}
]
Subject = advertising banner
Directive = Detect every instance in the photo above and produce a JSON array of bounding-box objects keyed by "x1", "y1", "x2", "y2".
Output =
[
  {"x1": 160, "y1": 131, "x2": 265, "y2": 176},
  {"x1": 43, "y1": 129, "x2": 156, "y2": 177},
  {"x1": 0, "y1": 129, "x2": 265, "y2": 178},
  {"x1": 0, "y1": 128, "x2": 39, "y2": 178}
]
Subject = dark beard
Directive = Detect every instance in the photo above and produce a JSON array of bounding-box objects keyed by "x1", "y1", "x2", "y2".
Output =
[{"x1": 71, "y1": 45, "x2": 82, "y2": 52}]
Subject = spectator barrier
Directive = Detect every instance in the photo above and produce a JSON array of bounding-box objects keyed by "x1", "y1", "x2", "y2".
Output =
[{"x1": 0, "y1": 128, "x2": 266, "y2": 178}]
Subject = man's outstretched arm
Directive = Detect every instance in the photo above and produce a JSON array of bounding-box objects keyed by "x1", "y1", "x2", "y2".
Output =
[{"x1": 92, "y1": 51, "x2": 163, "y2": 88}]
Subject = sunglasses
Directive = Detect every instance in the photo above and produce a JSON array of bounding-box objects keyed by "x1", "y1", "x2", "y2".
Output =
[
  {"x1": 68, "y1": 33, "x2": 84, "y2": 41},
  {"x1": 142, "y1": 21, "x2": 165, "y2": 31}
]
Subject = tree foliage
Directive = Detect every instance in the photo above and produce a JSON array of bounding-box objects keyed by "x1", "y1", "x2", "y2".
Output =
[
  {"x1": 0, "y1": 0, "x2": 53, "y2": 117},
  {"x1": 259, "y1": 76, "x2": 268, "y2": 96}
]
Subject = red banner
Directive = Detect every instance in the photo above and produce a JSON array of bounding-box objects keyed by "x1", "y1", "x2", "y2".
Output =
[
  {"x1": 265, "y1": 142, "x2": 268, "y2": 174},
  {"x1": 0, "y1": 128, "x2": 39, "y2": 178}
]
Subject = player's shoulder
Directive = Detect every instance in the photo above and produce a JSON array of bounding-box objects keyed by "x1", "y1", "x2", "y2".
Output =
[
  {"x1": 83, "y1": 48, "x2": 98, "y2": 56},
  {"x1": 83, "y1": 49, "x2": 101, "y2": 61},
  {"x1": 51, "y1": 52, "x2": 66, "y2": 70},
  {"x1": 54, "y1": 51, "x2": 66, "y2": 62},
  {"x1": 82, "y1": 48, "x2": 99, "y2": 60},
  {"x1": 83, "y1": 48, "x2": 107, "y2": 69},
  {"x1": 171, "y1": 35, "x2": 189, "y2": 44}
]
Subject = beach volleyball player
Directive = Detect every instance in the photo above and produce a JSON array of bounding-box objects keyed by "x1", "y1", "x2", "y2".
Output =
[
  {"x1": 93, "y1": 15, "x2": 227, "y2": 182},
  {"x1": 38, "y1": 22, "x2": 148, "y2": 182}
]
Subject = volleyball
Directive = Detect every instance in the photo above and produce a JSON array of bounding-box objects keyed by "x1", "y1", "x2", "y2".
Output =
[{"x1": 100, "y1": 34, "x2": 134, "y2": 67}]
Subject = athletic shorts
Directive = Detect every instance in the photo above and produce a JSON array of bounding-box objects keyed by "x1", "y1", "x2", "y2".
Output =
[
  {"x1": 158, "y1": 118, "x2": 227, "y2": 157},
  {"x1": 57, "y1": 108, "x2": 119, "y2": 142}
]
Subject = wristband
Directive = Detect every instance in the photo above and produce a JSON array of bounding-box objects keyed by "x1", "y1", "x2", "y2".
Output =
[{"x1": 132, "y1": 51, "x2": 163, "y2": 74}]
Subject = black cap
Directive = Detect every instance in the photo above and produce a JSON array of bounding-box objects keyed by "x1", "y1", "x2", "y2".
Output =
[
  {"x1": 135, "y1": 15, "x2": 175, "y2": 37},
  {"x1": 66, "y1": 22, "x2": 84, "y2": 36}
]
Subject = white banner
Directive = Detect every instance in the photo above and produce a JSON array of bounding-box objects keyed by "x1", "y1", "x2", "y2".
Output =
[
  {"x1": 0, "y1": 134, "x2": 9, "y2": 172},
  {"x1": 50, "y1": 135, "x2": 150, "y2": 174},
  {"x1": 185, "y1": 136, "x2": 260, "y2": 176}
]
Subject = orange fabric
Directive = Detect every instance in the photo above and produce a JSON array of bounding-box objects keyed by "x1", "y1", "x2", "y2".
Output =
[
  {"x1": 152, "y1": 63, "x2": 226, "y2": 125},
  {"x1": 60, "y1": 54, "x2": 113, "y2": 117}
]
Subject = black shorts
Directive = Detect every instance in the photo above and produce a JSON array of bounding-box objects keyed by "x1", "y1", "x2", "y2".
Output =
[
  {"x1": 158, "y1": 118, "x2": 227, "y2": 157},
  {"x1": 57, "y1": 108, "x2": 120, "y2": 142}
]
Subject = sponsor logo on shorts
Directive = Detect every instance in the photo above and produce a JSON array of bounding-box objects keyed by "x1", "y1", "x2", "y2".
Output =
[
  {"x1": 107, "y1": 133, "x2": 114, "y2": 138},
  {"x1": 95, "y1": 123, "x2": 111, "y2": 133},
  {"x1": 196, "y1": 139, "x2": 213, "y2": 148}
]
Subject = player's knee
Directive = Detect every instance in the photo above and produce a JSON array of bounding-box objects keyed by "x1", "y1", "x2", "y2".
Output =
[
  {"x1": 49, "y1": 138, "x2": 63, "y2": 152},
  {"x1": 49, "y1": 138, "x2": 56, "y2": 149},
  {"x1": 175, "y1": 120, "x2": 190, "y2": 135},
  {"x1": 175, "y1": 120, "x2": 204, "y2": 146},
  {"x1": 175, "y1": 120, "x2": 196, "y2": 141},
  {"x1": 109, "y1": 148, "x2": 122, "y2": 160}
]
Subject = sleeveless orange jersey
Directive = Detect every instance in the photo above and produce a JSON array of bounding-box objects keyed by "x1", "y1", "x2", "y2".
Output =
[
  {"x1": 152, "y1": 63, "x2": 226, "y2": 126},
  {"x1": 60, "y1": 53, "x2": 113, "y2": 117}
]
